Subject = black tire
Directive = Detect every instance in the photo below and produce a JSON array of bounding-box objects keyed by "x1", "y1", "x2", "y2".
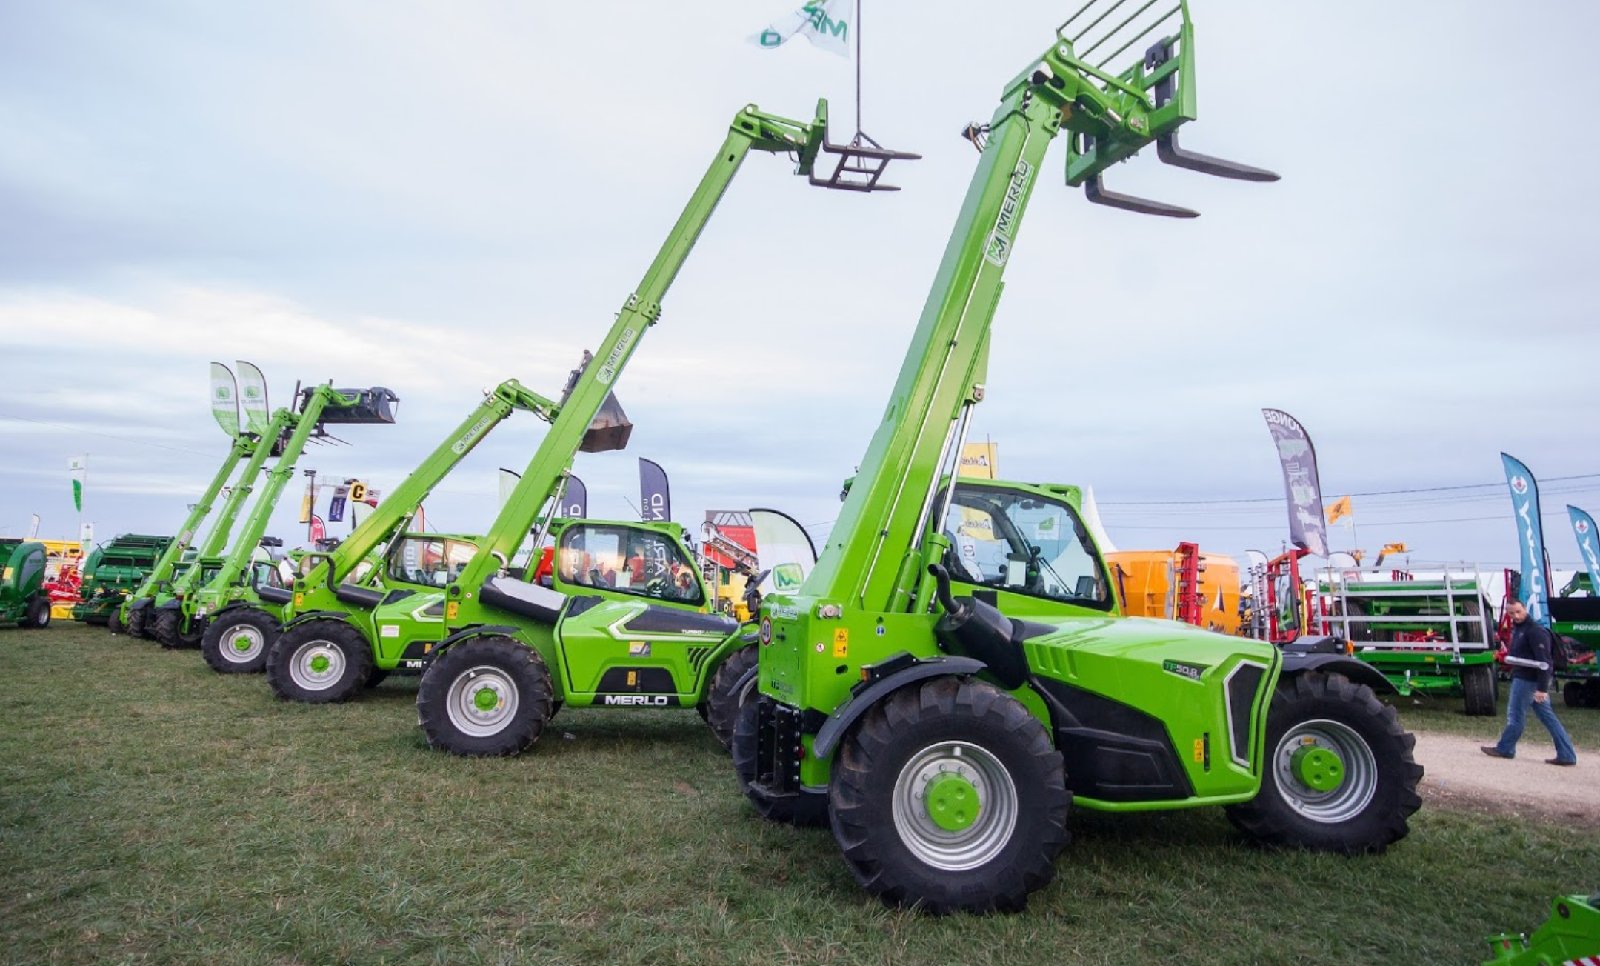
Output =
[
  {"x1": 416, "y1": 636, "x2": 553, "y2": 757},
  {"x1": 704, "y1": 646, "x2": 758, "y2": 751},
  {"x1": 126, "y1": 601, "x2": 148, "y2": 639},
  {"x1": 364, "y1": 668, "x2": 390, "y2": 689},
  {"x1": 731, "y1": 697, "x2": 829, "y2": 828},
  {"x1": 1461, "y1": 663, "x2": 1496, "y2": 716},
  {"x1": 1225, "y1": 671, "x2": 1423, "y2": 854},
  {"x1": 1564, "y1": 681, "x2": 1585, "y2": 709},
  {"x1": 200, "y1": 608, "x2": 280, "y2": 674},
  {"x1": 151, "y1": 608, "x2": 200, "y2": 649},
  {"x1": 266, "y1": 620, "x2": 374, "y2": 704},
  {"x1": 21, "y1": 597, "x2": 51, "y2": 629},
  {"x1": 1587, "y1": 679, "x2": 1600, "y2": 709},
  {"x1": 107, "y1": 609, "x2": 124, "y2": 634},
  {"x1": 827, "y1": 676, "x2": 1070, "y2": 914}
]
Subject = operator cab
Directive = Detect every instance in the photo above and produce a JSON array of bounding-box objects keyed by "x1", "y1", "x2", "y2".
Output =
[
  {"x1": 550, "y1": 521, "x2": 706, "y2": 607},
  {"x1": 939, "y1": 480, "x2": 1114, "y2": 617}
]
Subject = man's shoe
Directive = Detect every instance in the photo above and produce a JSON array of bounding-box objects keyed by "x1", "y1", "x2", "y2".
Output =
[
  {"x1": 1481, "y1": 746, "x2": 1514, "y2": 759},
  {"x1": 1546, "y1": 758, "x2": 1577, "y2": 767}
]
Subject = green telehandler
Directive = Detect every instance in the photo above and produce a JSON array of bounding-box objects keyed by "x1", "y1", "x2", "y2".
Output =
[
  {"x1": 121, "y1": 362, "x2": 266, "y2": 638},
  {"x1": 263, "y1": 98, "x2": 908, "y2": 756},
  {"x1": 151, "y1": 381, "x2": 399, "y2": 650},
  {"x1": 203, "y1": 376, "x2": 605, "y2": 674},
  {"x1": 731, "y1": 2, "x2": 1423, "y2": 914},
  {"x1": 0, "y1": 538, "x2": 52, "y2": 629}
]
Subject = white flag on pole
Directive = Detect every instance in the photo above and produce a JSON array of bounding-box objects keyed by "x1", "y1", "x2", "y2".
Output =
[{"x1": 751, "y1": 0, "x2": 854, "y2": 58}]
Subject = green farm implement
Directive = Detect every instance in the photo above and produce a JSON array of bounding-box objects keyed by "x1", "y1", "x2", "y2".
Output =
[
  {"x1": 1484, "y1": 892, "x2": 1600, "y2": 965},
  {"x1": 72, "y1": 534, "x2": 173, "y2": 628},
  {"x1": 1318, "y1": 569, "x2": 1500, "y2": 716},
  {"x1": 733, "y1": 1, "x2": 1422, "y2": 913},
  {"x1": 0, "y1": 538, "x2": 51, "y2": 629}
]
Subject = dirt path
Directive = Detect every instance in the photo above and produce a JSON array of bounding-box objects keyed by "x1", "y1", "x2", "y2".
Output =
[{"x1": 1412, "y1": 730, "x2": 1599, "y2": 827}]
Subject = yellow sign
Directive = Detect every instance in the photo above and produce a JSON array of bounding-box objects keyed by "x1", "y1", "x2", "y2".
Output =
[
  {"x1": 349, "y1": 481, "x2": 367, "y2": 502},
  {"x1": 832, "y1": 628, "x2": 849, "y2": 659},
  {"x1": 298, "y1": 491, "x2": 312, "y2": 524},
  {"x1": 1193, "y1": 738, "x2": 1205, "y2": 763},
  {"x1": 958, "y1": 442, "x2": 998, "y2": 480}
]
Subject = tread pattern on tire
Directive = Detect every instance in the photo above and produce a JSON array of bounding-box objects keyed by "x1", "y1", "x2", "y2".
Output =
[
  {"x1": 265, "y1": 619, "x2": 374, "y2": 704},
  {"x1": 1225, "y1": 671, "x2": 1423, "y2": 855},
  {"x1": 200, "y1": 608, "x2": 280, "y2": 674},
  {"x1": 1461, "y1": 663, "x2": 1496, "y2": 716},
  {"x1": 416, "y1": 636, "x2": 553, "y2": 757},
  {"x1": 704, "y1": 646, "x2": 757, "y2": 751},
  {"x1": 827, "y1": 676, "x2": 1070, "y2": 914}
]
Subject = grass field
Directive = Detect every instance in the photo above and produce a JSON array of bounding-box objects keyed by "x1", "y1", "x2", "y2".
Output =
[
  {"x1": 1388, "y1": 687, "x2": 1600, "y2": 748},
  {"x1": 3, "y1": 624, "x2": 1596, "y2": 965}
]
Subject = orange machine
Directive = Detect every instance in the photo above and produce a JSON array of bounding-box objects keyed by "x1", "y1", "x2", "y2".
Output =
[{"x1": 1107, "y1": 543, "x2": 1242, "y2": 636}]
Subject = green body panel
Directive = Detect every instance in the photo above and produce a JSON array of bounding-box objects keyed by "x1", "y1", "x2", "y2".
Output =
[
  {"x1": 0, "y1": 539, "x2": 49, "y2": 623},
  {"x1": 71, "y1": 534, "x2": 172, "y2": 622}
]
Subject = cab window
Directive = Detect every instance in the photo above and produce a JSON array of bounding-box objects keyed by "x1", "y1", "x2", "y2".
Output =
[
  {"x1": 556, "y1": 525, "x2": 703, "y2": 605},
  {"x1": 388, "y1": 538, "x2": 477, "y2": 588},
  {"x1": 939, "y1": 485, "x2": 1111, "y2": 611}
]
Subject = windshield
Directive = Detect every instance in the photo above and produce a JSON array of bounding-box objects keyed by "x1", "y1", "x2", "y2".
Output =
[
  {"x1": 557, "y1": 524, "x2": 703, "y2": 605},
  {"x1": 940, "y1": 485, "x2": 1111, "y2": 610},
  {"x1": 388, "y1": 537, "x2": 478, "y2": 588}
]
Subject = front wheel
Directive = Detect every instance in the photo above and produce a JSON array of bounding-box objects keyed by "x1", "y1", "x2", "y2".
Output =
[
  {"x1": 703, "y1": 646, "x2": 757, "y2": 751},
  {"x1": 201, "y1": 608, "x2": 280, "y2": 674},
  {"x1": 266, "y1": 620, "x2": 374, "y2": 704},
  {"x1": 416, "y1": 636, "x2": 553, "y2": 757},
  {"x1": 107, "y1": 608, "x2": 125, "y2": 634},
  {"x1": 151, "y1": 609, "x2": 204, "y2": 649},
  {"x1": 1225, "y1": 671, "x2": 1423, "y2": 854},
  {"x1": 828, "y1": 677, "x2": 1070, "y2": 914},
  {"x1": 126, "y1": 601, "x2": 149, "y2": 639},
  {"x1": 22, "y1": 597, "x2": 51, "y2": 629},
  {"x1": 1461, "y1": 663, "x2": 1496, "y2": 716}
]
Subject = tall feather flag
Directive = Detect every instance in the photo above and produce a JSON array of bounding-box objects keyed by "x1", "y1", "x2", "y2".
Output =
[
  {"x1": 68, "y1": 456, "x2": 87, "y2": 512},
  {"x1": 751, "y1": 0, "x2": 854, "y2": 57}
]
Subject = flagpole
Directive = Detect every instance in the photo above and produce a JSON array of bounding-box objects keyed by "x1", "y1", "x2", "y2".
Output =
[{"x1": 855, "y1": 0, "x2": 863, "y2": 133}]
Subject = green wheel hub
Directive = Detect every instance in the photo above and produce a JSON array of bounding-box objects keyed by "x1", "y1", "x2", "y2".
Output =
[
  {"x1": 1290, "y1": 743, "x2": 1344, "y2": 793},
  {"x1": 924, "y1": 772, "x2": 982, "y2": 832},
  {"x1": 231, "y1": 635, "x2": 252, "y2": 653},
  {"x1": 473, "y1": 686, "x2": 502, "y2": 712},
  {"x1": 310, "y1": 654, "x2": 331, "y2": 674}
]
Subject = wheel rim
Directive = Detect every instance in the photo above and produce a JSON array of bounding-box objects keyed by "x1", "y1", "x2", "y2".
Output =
[
  {"x1": 1271, "y1": 718, "x2": 1378, "y2": 823},
  {"x1": 445, "y1": 666, "x2": 520, "y2": 738},
  {"x1": 891, "y1": 740, "x2": 1019, "y2": 872},
  {"x1": 224, "y1": 625, "x2": 265, "y2": 663},
  {"x1": 289, "y1": 639, "x2": 346, "y2": 691}
]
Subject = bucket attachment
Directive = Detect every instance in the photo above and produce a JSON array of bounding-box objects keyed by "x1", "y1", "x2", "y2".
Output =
[
  {"x1": 1049, "y1": 0, "x2": 1278, "y2": 217},
  {"x1": 805, "y1": 100, "x2": 919, "y2": 193},
  {"x1": 306, "y1": 387, "x2": 401, "y2": 425},
  {"x1": 560, "y1": 351, "x2": 634, "y2": 454}
]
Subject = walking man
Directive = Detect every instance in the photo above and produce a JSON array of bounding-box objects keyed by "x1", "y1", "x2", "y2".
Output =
[{"x1": 1482, "y1": 599, "x2": 1578, "y2": 766}]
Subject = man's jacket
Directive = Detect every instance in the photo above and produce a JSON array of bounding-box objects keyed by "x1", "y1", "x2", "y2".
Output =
[{"x1": 1506, "y1": 619, "x2": 1555, "y2": 691}]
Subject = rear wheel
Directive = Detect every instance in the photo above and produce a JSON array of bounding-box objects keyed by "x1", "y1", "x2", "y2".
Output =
[
  {"x1": 416, "y1": 636, "x2": 552, "y2": 757},
  {"x1": 266, "y1": 620, "x2": 373, "y2": 704},
  {"x1": 200, "y1": 608, "x2": 279, "y2": 674},
  {"x1": 1461, "y1": 663, "x2": 1496, "y2": 716},
  {"x1": 704, "y1": 645, "x2": 757, "y2": 751},
  {"x1": 731, "y1": 698, "x2": 828, "y2": 827},
  {"x1": 107, "y1": 609, "x2": 125, "y2": 634},
  {"x1": 1225, "y1": 671, "x2": 1422, "y2": 853},
  {"x1": 1564, "y1": 681, "x2": 1585, "y2": 709},
  {"x1": 827, "y1": 677, "x2": 1070, "y2": 914}
]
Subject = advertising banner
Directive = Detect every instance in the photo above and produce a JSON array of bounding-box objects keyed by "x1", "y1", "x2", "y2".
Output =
[
  {"x1": 750, "y1": 507, "x2": 820, "y2": 595},
  {"x1": 328, "y1": 485, "x2": 349, "y2": 524},
  {"x1": 235, "y1": 361, "x2": 271, "y2": 437},
  {"x1": 1501, "y1": 452, "x2": 1551, "y2": 627},
  {"x1": 1262, "y1": 408, "x2": 1329, "y2": 556},
  {"x1": 751, "y1": 0, "x2": 853, "y2": 57},
  {"x1": 1568, "y1": 505, "x2": 1600, "y2": 598},
  {"x1": 639, "y1": 459, "x2": 670, "y2": 523},
  {"x1": 958, "y1": 442, "x2": 998, "y2": 480},
  {"x1": 563, "y1": 476, "x2": 588, "y2": 520},
  {"x1": 209, "y1": 362, "x2": 240, "y2": 437}
]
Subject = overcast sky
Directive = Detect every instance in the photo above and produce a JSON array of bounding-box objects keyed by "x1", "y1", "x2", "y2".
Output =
[{"x1": 2, "y1": 0, "x2": 1597, "y2": 578}]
